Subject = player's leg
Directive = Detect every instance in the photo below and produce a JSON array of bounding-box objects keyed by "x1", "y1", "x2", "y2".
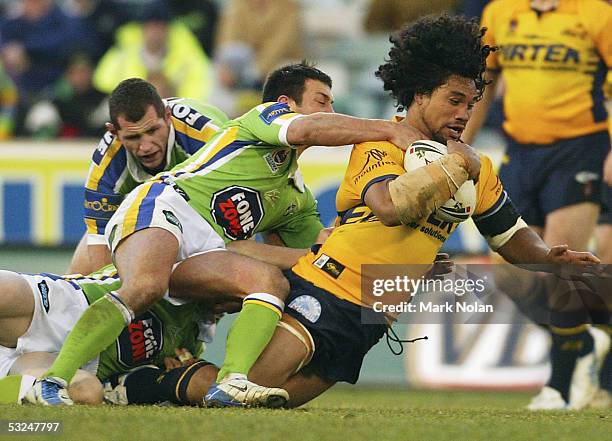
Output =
[
  {"x1": 41, "y1": 184, "x2": 187, "y2": 396},
  {"x1": 282, "y1": 366, "x2": 336, "y2": 408},
  {"x1": 206, "y1": 314, "x2": 308, "y2": 408},
  {"x1": 11, "y1": 353, "x2": 102, "y2": 405},
  {"x1": 531, "y1": 133, "x2": 610, "y2": 409},
  {"x1": 43, "y1": 228, "x2": 179, "y2": 387},
  {"x1": 592, "y1": 198, "x2": 612, "y2": 408},
  {"x1": 171, "y1": 249, "x2": 291, "y2": 389},
  {"x1": 65, "y1": 233, "x2": 89, "y2": 275},
  {"x1": 104, "y1": 361, "x2": 219, "y2": 406},
  {"x1": 0, "y1": 270, "x2": 35, "y2": 348}
]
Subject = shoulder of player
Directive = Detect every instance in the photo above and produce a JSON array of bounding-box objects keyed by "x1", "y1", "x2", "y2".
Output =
[
  {"x1": 91, "y1": 131, "x2": 125, "y2": 166},
  {"x1": 353, "y1": 140, "x2": 399, "y2": 153}
]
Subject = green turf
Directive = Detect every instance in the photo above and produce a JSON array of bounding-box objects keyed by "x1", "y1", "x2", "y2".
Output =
[{"x1": 0, "y1": 388, "x2": 609, "y2": 441}]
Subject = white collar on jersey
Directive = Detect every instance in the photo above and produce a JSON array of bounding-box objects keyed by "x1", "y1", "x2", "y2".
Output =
[{"x1": 126, "y1": 124, "x2": 176, "y2": 182}]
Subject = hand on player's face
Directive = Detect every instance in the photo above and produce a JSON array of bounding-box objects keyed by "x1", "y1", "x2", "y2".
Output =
[
  {"x1": 423, "y1": 75, "x2": 478, "y2": 144},
  {"x1": 115, "y1": 105, "x2": 171, "y2": 171},
  {"x1": 447, "y1": 140, "x2": 481, "y2": 181}
]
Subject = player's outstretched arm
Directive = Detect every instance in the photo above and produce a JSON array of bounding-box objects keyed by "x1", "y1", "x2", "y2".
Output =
[
  {"x1": 227, "y1": 240, "x2": 308, "y2": 269},
  {"x1": 497, "y1": 227, "x2": 600, "y2": 266},
  {"x1": 286, "y1": 113, "x2": 425, "y2": 150}
]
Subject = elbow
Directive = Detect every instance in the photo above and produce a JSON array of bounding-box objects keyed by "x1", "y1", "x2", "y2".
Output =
[{"x1": 376, "y1": 207, "x2": 402, "y2": 227}]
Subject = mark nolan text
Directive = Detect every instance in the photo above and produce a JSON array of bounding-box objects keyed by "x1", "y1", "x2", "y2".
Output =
[{"x1": 373, "y1": 301, "x2": 494, "y2": 314}]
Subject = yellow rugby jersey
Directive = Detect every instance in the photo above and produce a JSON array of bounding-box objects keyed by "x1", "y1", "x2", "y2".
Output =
[
  {"x1": 481, "y1": 0, "x2": 612, "y2": 143},
  {"x1": 292, "y1": 141, "x2": 507, "y2": 307}
]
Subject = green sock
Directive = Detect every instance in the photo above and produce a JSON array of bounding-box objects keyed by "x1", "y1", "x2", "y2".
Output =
[
  {"x1": 217, "y1": 294, "x2": 283, "y2": 382},
  {"x1": 0, "y1": 375, "x2": 26, "y2": 404},
  {"x1": 45, "y1": 294, "x2": 130, "y2": 382}
]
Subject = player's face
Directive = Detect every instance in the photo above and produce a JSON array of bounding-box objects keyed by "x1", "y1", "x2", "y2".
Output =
[
  {"x1": 418, "y1": 75, "x2": 478, "y2": 144},
  {"x1": 114, "y1": 105, "x2": 171, "y2": 172},
  {"x1": 290, "y1": 79, "x2": 334, "y2": 114}
]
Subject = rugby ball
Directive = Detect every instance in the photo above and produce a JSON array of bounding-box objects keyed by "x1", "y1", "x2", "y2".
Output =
[{"x1": 403, "y1": 140, "x2": 476, "y2": 223}]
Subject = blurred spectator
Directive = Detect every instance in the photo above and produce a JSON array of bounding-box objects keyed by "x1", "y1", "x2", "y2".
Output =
[
  {"x1": 0, "y1": 61, "x2": 17, "y2": 140},
  {"x1": 63, "y1": 0, "x2": 128, "y2": 62},
  {"x1": 364, "y1": 0, "x2": 459, "y2": 32},
  {"x1": 147, "y1": 71, "x2": 176, "y2": 99},
  {"x1": 93, "y1": 1, "x2": 212, "y2": 100},
  {"x1": 215, "y1": 0, "x2": 304, "y2": 86},
  {"x1": 458, "y1": 0, "x2": 489, "y2": 19},
  {"x1": 24, "y1": 53, "x2": 107, "y2": 138},
  {"x1": 0, "y1": 0, "x2": 99, "y2": 134},
  {"x1": 169, "y1": 0, "x2": 219, "y2": 57}
]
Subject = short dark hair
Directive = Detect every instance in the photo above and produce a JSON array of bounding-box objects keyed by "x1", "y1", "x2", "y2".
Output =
[
  {"x1": 262, "y1": 62, "x2": 332, "y2": 104},
  {"x1": 376, "y1": 14, "x2": 495, "y2": 109},
  {"x1": 109, "y1": 78, "x2": 165, "y2": 127}
]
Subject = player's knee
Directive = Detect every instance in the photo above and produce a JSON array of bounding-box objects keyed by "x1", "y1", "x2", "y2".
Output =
[
  {"x1": 121, "y1": 279, "x2": 168, "y2": 312},
  {"x1": 69, "y1": 376, "x2": 104, "y2": 405},
  {"x1": 255, "y1": 265, "x2": 290, "y2": 301}
]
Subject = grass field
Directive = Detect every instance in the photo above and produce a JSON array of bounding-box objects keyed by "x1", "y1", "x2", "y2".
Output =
[{"x1": 1, "y1": 388, "x2": 609, "y2": 441}]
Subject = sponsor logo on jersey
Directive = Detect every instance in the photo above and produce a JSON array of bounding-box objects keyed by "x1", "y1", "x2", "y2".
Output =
[
  {"x1": 288, "y1": 295, "x2": 322, "y2": 323},
  {"x1": 84, "y1": 190, "x2": 123, "y2": 221},
  {"x1": 117, "y1": 310, "x2": 164, "y2": 368},
  {"x1": 263, "y1": 149, "x2": 290, "y2": 173},
  {"x1": 498, "y1": 43, "x2": 580, "y2": 65},
  {"x1": 353, "y1": 148, "x2": 395, "y2": 185},
  {"x1": 211, "y1": 186, "x2": 264, "y2": 240},
  {"x1": 170, "y1": 102, "x2": 207, "y2": 130},
  {"x1": 163, "y1": 210, "x2": 183, "y2": 233},
  {"x1": 259, "y1": 102, "x2": 291, "y2": 125},
  {"x1": 313, "y1": 254, "x2": 345, "y2": 279},
  {"x1": 37, "y1": 280, "x2": 50, "y2": 313}
]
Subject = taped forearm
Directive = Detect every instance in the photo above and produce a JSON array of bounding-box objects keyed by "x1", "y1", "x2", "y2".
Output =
[{"x1": 388, "y1": 154, "x2": 469, "y2": 224}]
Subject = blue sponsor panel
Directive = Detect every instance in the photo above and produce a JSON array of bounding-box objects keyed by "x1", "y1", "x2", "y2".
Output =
[
  {"x1": 2, "y1": 182, "x2": 32, "y2": 244},
  {"x1": 62, "y1": 184, "x2": 86, "y2": 244}
]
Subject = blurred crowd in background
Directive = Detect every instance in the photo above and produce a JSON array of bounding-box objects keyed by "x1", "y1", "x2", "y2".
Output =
[{"x1": 0, "y1": 0, "x2": 495, "y2": 141}]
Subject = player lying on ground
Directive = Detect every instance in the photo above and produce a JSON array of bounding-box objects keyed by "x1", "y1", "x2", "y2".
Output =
[
  {"x1": 204, "y1": 14, "x2": 602, "y2": 408},
  {"x1": 28, "y1": 63, "x2": 426, "y2": 407}
]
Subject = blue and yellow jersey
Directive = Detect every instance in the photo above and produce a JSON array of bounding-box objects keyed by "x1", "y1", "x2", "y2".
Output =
[
  {"x1": 84, "y1": 98, "x2": 227, "y2": 242},
  {"x1": 292, "y1": 140, "x2": 510, "y2": 307},
  {"x1": 482, "y1": 0, "x2": 612, "y2": 143}
]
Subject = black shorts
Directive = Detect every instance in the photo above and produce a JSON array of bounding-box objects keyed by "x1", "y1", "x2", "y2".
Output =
[
  {"x1": 283, "y1": 269, "x2": 387, "y2": 384},
  {"x1": 599, "y1": 184, "x2": 612, "y2": 225},
  {"x1": 499, "y1": 131, "x2": 609, "y2": 227}
]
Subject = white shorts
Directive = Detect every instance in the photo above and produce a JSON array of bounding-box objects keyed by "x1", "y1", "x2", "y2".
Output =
[
  {"x1": 0, "y1": 274, "x2": 100, "y2": 378},
  {"x1": 105, "y1": 181, "x2": 225, "y2": 261}
]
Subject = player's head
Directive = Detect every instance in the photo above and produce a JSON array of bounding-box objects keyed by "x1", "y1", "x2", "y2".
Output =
[
  {"x1": 262, "y1": 62, "x2": 334, "y2": 114},
  {"x1": 107, "y1": 78, "x2": 172, "y2": 172},
  {"x1": 376, "y1": 14, "x2": 494, "y2": 144}
]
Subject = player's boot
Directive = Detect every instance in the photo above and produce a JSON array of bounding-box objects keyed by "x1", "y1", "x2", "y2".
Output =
[
  {"x1": 527, "y1": 386, "x2": 568, "y2": 410},
  {"x1": 23, "y1": 377, "x2": 73, "y2": 406},
  {"x1": 568, "y1": 326, "x2": 610, "y2": 409},
  {"x1": 204, "y1": 374, "x2": 288, "y2": 408}
]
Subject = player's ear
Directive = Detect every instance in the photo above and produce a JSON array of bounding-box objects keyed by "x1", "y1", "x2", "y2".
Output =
[
  {"x1": 105, "y1": 122, "x2": 117, "y2": 135},
  {"x1": 164, "y1": 106, "x2": 172, "y2": 121},
  {"x1": 277, "y1": 95, "x2": 296, "y2": 111}
]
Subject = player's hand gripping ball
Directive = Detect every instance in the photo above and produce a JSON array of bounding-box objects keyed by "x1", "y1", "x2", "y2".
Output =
[{"x1": 404, "y1": 140, "x2": 476, "y2": 223}]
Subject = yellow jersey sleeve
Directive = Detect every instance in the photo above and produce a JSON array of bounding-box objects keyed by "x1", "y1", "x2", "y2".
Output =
[
  {"x1": 337, "y1": 141, "x2": 406, "y2": 213},
  {"x1": 474, "y1": 154, "x2": 505, "y2": 216}
]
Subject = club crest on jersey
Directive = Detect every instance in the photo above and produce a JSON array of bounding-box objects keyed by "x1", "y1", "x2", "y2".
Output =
[
  {"x1": 313, "y1": 254, "x2": 345, "y2": 279},
  {"x1": 259, "y1": 103, "x2": 291, "y2": 125},
  {"x1": 211, "y1": 186, "x2": 264, "y2": 240},
  {"x1": 263, "y1": 149, "x2": 290, "y2": 173},
  {"x1": 288, "y1": 295, "x2": 322, "y2": 323},
  {"x1": 37, "y1": 280, "x2": 50, "y2": 313},
  {"x1": 117, "y1": 311, "x2": 164, "y2": 368}
]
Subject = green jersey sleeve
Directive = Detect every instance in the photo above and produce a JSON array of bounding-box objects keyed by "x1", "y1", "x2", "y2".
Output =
[{"x1": 237, "y1": 102, "x2": 305, "y2": 147}]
